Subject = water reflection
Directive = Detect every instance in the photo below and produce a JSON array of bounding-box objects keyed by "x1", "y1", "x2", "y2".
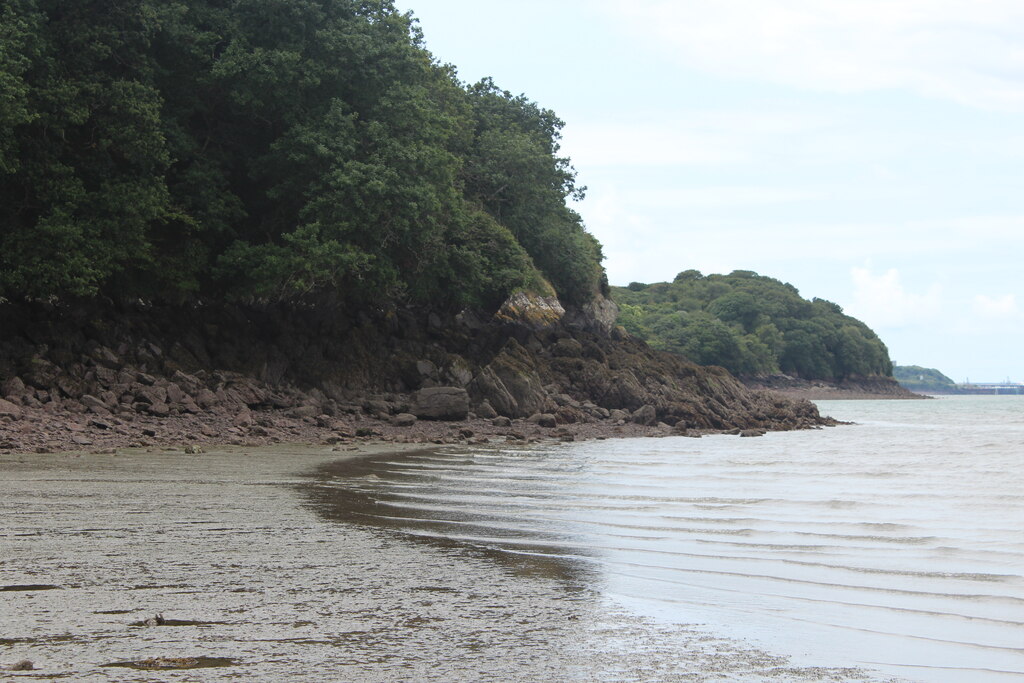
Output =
[{"x1": 306, "y1": 448, "x2": 599, "y2": 587}]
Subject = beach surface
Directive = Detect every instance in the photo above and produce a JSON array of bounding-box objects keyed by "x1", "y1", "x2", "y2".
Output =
[{"x1": 2, "y1": 441, "x2": 888, "y2": 681}]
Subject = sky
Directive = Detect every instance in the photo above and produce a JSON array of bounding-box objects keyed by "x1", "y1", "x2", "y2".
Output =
[{"x1": 397, "y1": 0, "x2": 1024, "y2": 382}]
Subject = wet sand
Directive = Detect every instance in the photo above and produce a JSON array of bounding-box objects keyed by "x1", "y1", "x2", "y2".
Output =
[{"x1": 1, "y1": 443, "x2": 890, "y2": 681}]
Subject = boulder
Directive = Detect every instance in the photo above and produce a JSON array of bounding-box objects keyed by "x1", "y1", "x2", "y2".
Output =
[
  {"x1": 0, "y1": 398, "x2": 22, "y2": 419},
  {"x1": 739, "y1": 428, "x2": 766, "y2": 437},
  {"x1": 475, "y1": 400, "x2": 498, "y2": 419},
  {"x1": 194, "y1": 388, "x2": 218, "y2": 409},
  {"x1": 392, "y1": 413, "x2": 417, "y2": 427},
  {"x1": 146, "y1": 402, "x2": 171, "y2": 417},
  {"x1": 412, "y1": 387, "x2": 469, "y2": 420},
  {"x1": 1, "y1": 376, "x2": 26, "y2": 401},
  {"x1": 632, "y1": 404, "x2": 657, "y2": 426},
  {"x1": 165, "y1": 383, "x2": 188, "y2": 405},
  {"x1": 527, "y1": 413, "x2": 557, "y2": 428},
  {"x1": 80, "y1": 394, "x2": 109, "y2": 414}
]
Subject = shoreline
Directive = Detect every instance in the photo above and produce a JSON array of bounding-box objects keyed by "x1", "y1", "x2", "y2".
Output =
[
  {"x1": 0, "y1": 400, "x2": 836, "y2": 459},
  {"x1": 742, "y1": 376, "x2": 924, "y2": 401}
]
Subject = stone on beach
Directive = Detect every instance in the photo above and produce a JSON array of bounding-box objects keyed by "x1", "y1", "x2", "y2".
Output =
[{"x1": 412, "y1": 387, "x2": 469, "y2": 420}]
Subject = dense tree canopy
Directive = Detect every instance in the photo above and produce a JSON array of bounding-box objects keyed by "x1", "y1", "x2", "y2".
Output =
[
  {"x1": 612, "y1": 271, "x2": 893, "y2": 380},
  {"x1": 0, "y1": 0, "x2": 605, "y2": 310}
]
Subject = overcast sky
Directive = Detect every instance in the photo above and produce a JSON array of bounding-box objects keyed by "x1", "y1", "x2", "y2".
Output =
[{"x1": 398, "y1": 0, "x2": 1024, "y2": 382}]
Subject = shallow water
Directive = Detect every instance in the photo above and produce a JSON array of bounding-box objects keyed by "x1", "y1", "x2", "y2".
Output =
[{"x1": 2, "y1": 396, "x2": 1021, "y2": 680}]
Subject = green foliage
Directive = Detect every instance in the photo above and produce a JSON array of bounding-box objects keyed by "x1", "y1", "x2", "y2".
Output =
[
  {"x1": 0, "y1": 0, "x2": 605, "y2": 310},
  {"x1": 611, "y1": 270, "x2": 893, "y2": 380}
]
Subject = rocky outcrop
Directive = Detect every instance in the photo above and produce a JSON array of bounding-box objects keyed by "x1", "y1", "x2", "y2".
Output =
[
  {"x1": 0, "y1": 296, "x2": 833, "y2": 454},
  {"x1": 493, "y1": 292, "x2": 564, "y2": 329}
]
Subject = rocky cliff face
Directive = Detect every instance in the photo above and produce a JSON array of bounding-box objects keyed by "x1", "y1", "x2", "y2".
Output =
[{"x1": 0, "y1": 295, "x2": 830, "y2": 443}]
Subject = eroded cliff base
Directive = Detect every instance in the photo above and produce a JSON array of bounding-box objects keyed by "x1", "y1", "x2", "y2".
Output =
[{"x1": 0, "y1": 300, "x2": 836, "y2": 454}]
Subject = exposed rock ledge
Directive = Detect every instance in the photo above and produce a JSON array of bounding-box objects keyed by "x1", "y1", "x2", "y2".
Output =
[{"x1": 0, "y1": 296, "x2": 835, "y2": 454}]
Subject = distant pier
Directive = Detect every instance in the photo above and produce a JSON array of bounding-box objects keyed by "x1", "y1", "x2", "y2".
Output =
[{"x1": 953, "y1": 382, "x2": 1024, "y2": 395}]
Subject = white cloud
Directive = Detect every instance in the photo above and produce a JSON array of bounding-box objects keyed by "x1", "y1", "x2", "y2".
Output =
[
  {"x1": 973, "y1": 293, "x2": 1019, "y2": 318},
  {"x1": 599, "y1": 0, "x2": 1024, "y2": 111},
  {"x1": 848, "y1": 267, "x2": 942, "y2": 328}
]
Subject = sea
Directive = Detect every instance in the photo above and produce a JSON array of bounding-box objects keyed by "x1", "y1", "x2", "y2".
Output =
[{"x1": 2, "y1": 395, "x2": 1022, "y2": 681}]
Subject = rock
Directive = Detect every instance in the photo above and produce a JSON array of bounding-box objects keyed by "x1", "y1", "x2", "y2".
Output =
[
  {"x1": 459, "y1": 427, "x2": 474, "y2": 438},
  {"x1": 562, "y1": 294, "x2": 620, "y2": 333},
  {"x1": 24, "y1": 357, "x2": 60, "y2": 389},
  {"x1": 184, "y1": 444, "x2": 204, "y2": 454},
  {"x1": 364, "y1": 399, "x2": 392, "y2": 415},
  {"x1": 80, "y1": 394, "x2": 109, "y2": 414},
  {"x1": 0, "y1": 398, "x2": 22, "y2": 420},
  {"x1": 1, "y1": 376, "x2": 26, "y2": 400},
  {"x1": 134, "y1": 385, "x2": 167, "y2": 406},
  {"x1": 146, "y1": 402, "x2": 170, "y2": 417},
  {"x1": 475, "y1": 400, "x2": 498, "y2": 419},
  {"x1": 165, "y1": 383, "x2": 188, "y2": 405},
  {"x1": 491, "y1": 416, "x2": 512, "y2": 427},
  {"x1": 739, "y1": 428, "x2": 766, "y2": 437},
  {"x1": 92, "y1": 345, "x2": 121, "y2": 369},
  {"x1": 194, "y1": 388, "x2": 218, "y2": 409},
  {"x1": 632, "y1": 404, "x2": 657, "y2": 426},
  {"x1": 551, "y1": 338, "x2": 583, "y2": 358},
  {"x1": 415, "y1": 360, "x2": 438, "y2": 381},
  {"x1": 527, "y1": 413, "x2": 557, "y2": 428},
  {"x1": 289, "y1": 405, "x2": 319, "y2": 419},
  {"x1": 136, "y1": 372, "x2": 157, "y2": 386},
  {"x1": 494, "y1": 292, "x2": 565, "y2": 329},
  {"x1": 171, "y1": 370, "x2": 203, "y2": 394},
  {"x1": 412, "y1": 387, "x2": 469, "y2": 420},
  {"x1": 392, "y1": 413, "x2": 417, "y2": 427},
  {"x1": 608, "y1": 409, "x2": 629, "y2": 421},
  {"x1": 468, "y1": 340, "x2": 548, "y2": 418},
  {"x1": 7, "y1": 659, "x2": 33, "y2": 671}
]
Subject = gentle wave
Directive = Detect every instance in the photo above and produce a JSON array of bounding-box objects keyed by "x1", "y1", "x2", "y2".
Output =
[{"x1": 318, "y1": 396, "x2": 1024, "y2": 682}]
